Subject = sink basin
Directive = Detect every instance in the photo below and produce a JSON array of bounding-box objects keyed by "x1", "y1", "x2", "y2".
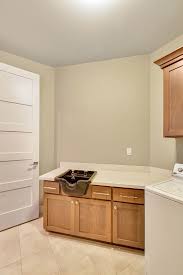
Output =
[{"x1": 55, "y1": 169, "x2": 97, "y2": 196}]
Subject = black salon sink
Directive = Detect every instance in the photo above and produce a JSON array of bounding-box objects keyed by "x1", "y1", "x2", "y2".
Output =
[{"x1": 55, "y1": 169, "x2": 97, "y2": 196}]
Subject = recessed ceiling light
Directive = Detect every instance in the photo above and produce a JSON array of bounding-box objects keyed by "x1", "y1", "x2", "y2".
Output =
[
  {"x1": 72, "y1": 0, "x2": 116, "y2": 14},
  {"x1": 78, "y1": 0, "x2": 113, "y2": 6}
]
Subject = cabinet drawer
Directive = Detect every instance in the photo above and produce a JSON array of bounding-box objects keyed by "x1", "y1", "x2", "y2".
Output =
[
  {"x1": 61, "y1": 185, "x2": 92, "y2": 198},
  {"x1": 43, "y1": 181, "x2": 60, "y2": 194},
  {"x1": 113, "y1": 188, "x2": 144, "y2": 204},
  {"x1": 92, "y1": 186, "x2": 111, "y2": 200}
]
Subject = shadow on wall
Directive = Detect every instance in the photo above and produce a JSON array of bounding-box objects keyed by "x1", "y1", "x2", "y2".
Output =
[{"x1": 176, "y1": 138, "x2": 183, "y2": 164}]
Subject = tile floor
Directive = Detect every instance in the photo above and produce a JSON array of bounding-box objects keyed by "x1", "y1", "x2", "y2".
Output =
[{"x1": 0, "y1": 218, "x2": 144, "y2": 275}]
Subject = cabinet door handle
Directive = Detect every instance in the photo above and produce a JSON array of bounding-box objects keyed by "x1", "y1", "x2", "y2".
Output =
[
  {"x1": 93, "y1": 192, "x2": 110, "y2": 196},
  {"x1": 120, "y1": 194, "x2": 138, "y2": 199},
  {"x1": 44, "y1": 187, "x2": 57, "y2": 190},
  {"x1": 71, "y1": 201, "x2": 74, "y2": 204},
  {"x1": 75, "y1": 201, "x2": 79, "y2": 205},
  {"x1": 114, "y1": 205, "x2": 117, "y2": 210}
]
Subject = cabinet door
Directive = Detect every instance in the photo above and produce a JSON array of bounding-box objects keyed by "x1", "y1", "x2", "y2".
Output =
[
  {"x1": 164, "y1": 60, "x2": 183, "y2": 137},
  {"x1": 74, "y1": 198, "x2": 111, "y2": 242},
  {"x1": 113, "y1": 202, "x2": 144, "y2": 249},
  {"x1": 44, "y1": 194, "x2": 75, "y2": 235}
]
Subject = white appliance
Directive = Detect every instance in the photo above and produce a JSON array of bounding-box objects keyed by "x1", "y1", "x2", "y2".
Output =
[{"x1": 145, "y1": 163, "x2": 183, "y2": 275}]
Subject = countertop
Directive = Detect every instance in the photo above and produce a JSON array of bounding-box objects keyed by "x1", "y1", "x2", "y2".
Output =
[{"x1": 39, "y1": 162, "x2": 172, "y2": 189}]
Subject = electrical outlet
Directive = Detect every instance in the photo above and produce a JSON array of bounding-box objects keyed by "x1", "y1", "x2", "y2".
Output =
[{"x1": 126, "y1": 147, "x2": 132, "y2": 156}]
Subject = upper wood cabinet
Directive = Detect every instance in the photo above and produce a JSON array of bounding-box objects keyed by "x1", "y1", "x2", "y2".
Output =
[{"x1": 155, "y1": 47, "x2": 183, "y2": 137}]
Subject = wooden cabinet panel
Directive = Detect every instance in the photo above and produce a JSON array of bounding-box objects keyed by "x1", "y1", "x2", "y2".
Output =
[
  {"x1": 163, "y1": 60, "x2": 183, "y2": 137},
  {"x1": 92, "y1": 185, "x2": 111, "y2": 200},
  {"x1": 113, "y1": 188, "x2": 144, "y2": 204},
  {"x1": 74, "y1": 198, "x2": 111, "y2": 242},
  {"x1": 44, "y1": 194, "x2": 74, "y2": 235},
  {"x1": 113, "y1": 202, "x2": 144, "y2": 249},
  {"x1": 43, "y1": 180, "x2": 145, "y2": 249},
  {"x1": 43, "y1": 181, "x2": 60, "y2": 194},
  {"x1": 61, "y1": 185, "x2": 92, "y2": 199},
  {"x1": 155, "y1": 47, "x2": 183, "y2": 137}
]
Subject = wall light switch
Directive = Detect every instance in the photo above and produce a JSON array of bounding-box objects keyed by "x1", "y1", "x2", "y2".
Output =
[{"x1": 126, "y1": 147, "x2": 132, "y2": 156}]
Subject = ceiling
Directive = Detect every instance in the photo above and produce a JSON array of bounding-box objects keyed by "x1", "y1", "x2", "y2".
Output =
[{"x1": 0, "y1": 0, "x2": 183, "y2": 67}]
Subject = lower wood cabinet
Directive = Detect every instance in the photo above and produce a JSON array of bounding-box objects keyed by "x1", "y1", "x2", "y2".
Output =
[
  {"x1": 113, "y1": 202, "x2": 144, "y2": 249},
  {"x1": 44, "y1": 194, "x2": 75, "y2": 235},
  {"x1": 74, "y1": 198, "x2": 111, "y2": 242},
  {"x1": 43, "y1": 183, "x2": 145, "y2": 249},
  {"x1": 44, "y1": 194, "x2": 111, "y2": 242}
]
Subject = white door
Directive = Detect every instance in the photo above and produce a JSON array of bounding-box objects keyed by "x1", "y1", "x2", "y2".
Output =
[{"x1": 0, "y1": 63, "x2": 40, "y2": 231}]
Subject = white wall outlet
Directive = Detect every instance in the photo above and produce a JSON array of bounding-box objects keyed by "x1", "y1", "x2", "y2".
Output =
[{"x1": 126, "y1": 147, "x2": 132, "y2": 156}]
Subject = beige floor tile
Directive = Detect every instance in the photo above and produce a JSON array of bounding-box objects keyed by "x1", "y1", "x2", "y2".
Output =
[
  {"x1": 49, "y1": 234, "x2": 142, "y2": 275},
  {"x1": 19, "y1": 218, "x2": 46, "y2": 236},
  {"x1": 0, "y1": 219, "x2": 145, "y2": 275},
  {"x1": 19, "y1": 218, "x2": 50, "y2": 258},
  {"x1": 0, "y1": 227, "x2": 21, "y2": 268},
  {"x1": 49, "y1": 234, "x2": 100, "y2": 274},
  {"x1": 130, "y1": 254, "x2": 145, "y2": 275},
  {"x1": 0, "y1": 261, "x2": 22, "y2": 275},
  {"x1": 117, "y1": 254, "x2": 145, "y2": 275},
  {"x1": 117, "y1": 264, "x2": 144, "y2": 275},
  {"x1": 86, "y1": 245, "x2": 135, "y2": 275},
  {"x1": 21, "y1": 249, "x2": 60, "y2": 275},
  {"x1": 111, "y1": 248, "x2": 143, "y2": 273}
]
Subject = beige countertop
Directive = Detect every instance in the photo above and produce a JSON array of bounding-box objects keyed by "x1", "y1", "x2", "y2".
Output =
[{"x1": 39, "y1": 162, "x2": 172, "y2": 189}]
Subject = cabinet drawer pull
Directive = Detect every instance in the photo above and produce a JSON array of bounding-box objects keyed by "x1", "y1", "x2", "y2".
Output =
[
  {"x1": 93, "y1": 192, "x2": 110, "y2": 196},
  {"x1": 44, "y1": 187, "x2": 57, "y2": 190},
  {"x1": 114, "y1": 205, "x2": 117, "y2": 210},
  {"x1": 120, "y1": 194, "x2": 138, "y2": 199}
]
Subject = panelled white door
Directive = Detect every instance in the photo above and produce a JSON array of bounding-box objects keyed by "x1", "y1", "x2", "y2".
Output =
[{"x1": 0, "y1": 63, "x2": 40, "y2": 231}]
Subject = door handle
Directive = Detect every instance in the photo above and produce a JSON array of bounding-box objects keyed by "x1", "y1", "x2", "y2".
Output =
[
  {"x1": 92, "y1": 192, "x2": 110, "y2": 196},
  {"x1": 119, "y1": 194, "x2": 138, "y2": 199},
  {"x1": 30, "y1": 161, "x2": 39, "y2": 168},
  {"x1": 44, "y1": 187, "x2": 56, "y2": 190},
  {"x1": 30, "y1": 161, "x2": 39, "y2": 167}
]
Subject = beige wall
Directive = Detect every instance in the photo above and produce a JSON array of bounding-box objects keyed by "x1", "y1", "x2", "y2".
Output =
[
  {"x1": 0, "y1": 50, "x2": 56, "y2": 175},
  {"x1": 55, "y1": 55, "x2": 150, "y2": 166},
  {"x1": 1, "y1": 33, "x2": 183, "y2": 174},
  {"x1": 150, "y1": 34, "x2": 183, "y2": 169}
]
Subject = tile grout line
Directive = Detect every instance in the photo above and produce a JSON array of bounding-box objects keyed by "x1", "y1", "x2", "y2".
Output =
[
  {"x1": 0, "y1": 259, "x2": 20, "y2": 271},
  {"x1": 18, "y1": 225, "x2": 23, "y2": 275},
  {"x1": 0, "y1": 226, "x2": 22, "y2": 271},
  {"x1": 47, "y1": 234, "x2": 63, "y2": 275}
]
